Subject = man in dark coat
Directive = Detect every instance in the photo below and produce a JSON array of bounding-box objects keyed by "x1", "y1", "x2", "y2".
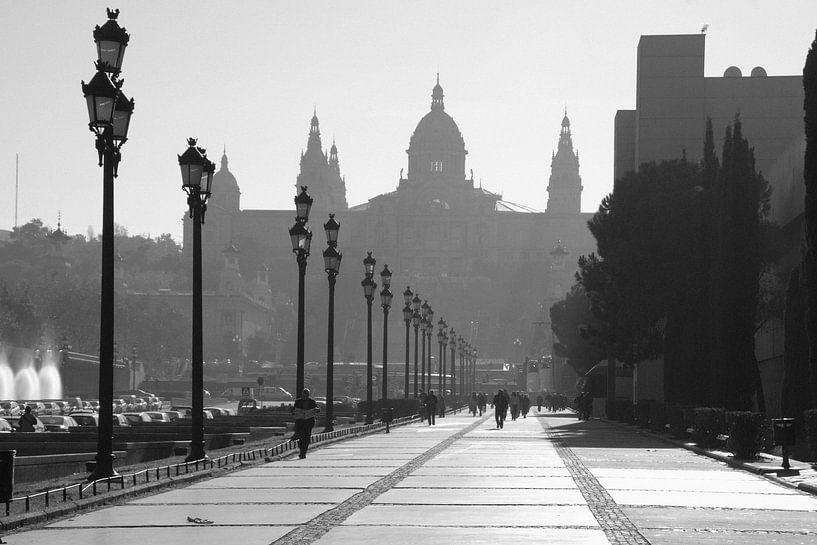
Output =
[
  {"x1": 425, "y1": 390, "x2": 437, "y2": 425},
  {"x1": 19, "y1": 406, "x2": 37, "y2": 432},
  {"x1": 492, "y1": 389, "x2": 508, "y2": 429},
  {"x1": 292, "y1": 388, "x2": 321, "y2": 458}
]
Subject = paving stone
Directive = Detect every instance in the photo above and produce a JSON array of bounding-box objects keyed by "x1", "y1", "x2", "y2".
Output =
[
  {"x1": 6, "y1": 526, "x2": 297, "y2": 545},
  {"x1": 374, "y1": 487, "x2": 586, "y2": 505},
  {"x1": 313, "y1": 526, "x2": 610, "y2": 545}
]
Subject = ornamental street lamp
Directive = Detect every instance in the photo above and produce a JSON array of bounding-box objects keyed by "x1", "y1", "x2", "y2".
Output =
[
  {"x1": 402, "y1": 286, "x2": 412, "y2": 399},
  {"x1": 380, "y1": 265, "x2": 393, "y2": 406},
  {"x1": 289, "y1": 186, "x2": 313, "y2": 396},
  {"x1": 448, "y1": 329, "x2": 457, "y2": 397},
  {"x1": 322, "y1": 214, "x2": 341, "y2": 432},
  {"x1": 437, "y1": 319, "x2": 446, "y2": 393},
  {"x1": 426, "y1": 305, "x2": 434, "y2": 389},
  {"x1": 82, "y1": 8, "x2": 133, "y2": 481},
  {"x1": 361, "y1": 253, "x2": 377, "y2": 424},
  {"x1": 420, "y1": 316, "x2": 428, "y2": 393},
  {"x1": 411, "y1": 308, "x2": 421, "y2": 397},
  {"x1": 457, "y1": 336, "x2": 468, "y2": 395},
  {"x1": 179, "y1": 138, "x2": 216, "y2": 462}
]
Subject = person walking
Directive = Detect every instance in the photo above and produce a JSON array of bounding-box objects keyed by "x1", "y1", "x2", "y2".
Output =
[
  {"x1": 469, "y1": 392, "x2": 478, "y2": 416},
  {"x1": 492, "y1": 389, "x2": 508, "y2": 429},
  {"x1": 477, "y1": 391, "x2": 487, "y2": 416},
  {"x1": 425, "y1": 390, "x2": 437, "y2": 425},
  {"x1": 438, "y1": 392, "x2": 446, "y2": 419},
  {"x1": 510, "y1": 391, "x2": 519, "y2": 421},
  {"x1": 536, "y1": 393, "x2": 543, "y2": 412},
  {"x1": 292, "y1": 388, "x2": 320, "y2": 458},
  {"x1": 521, "y1": 392, "x2": 530, "y2": 418}
]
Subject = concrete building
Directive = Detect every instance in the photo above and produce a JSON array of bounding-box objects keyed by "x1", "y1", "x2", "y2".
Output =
[
  {"x1": 614, "y1": 33, "x2": 804, "y2": 226},
  {"x1": 614, "y1": 33, "x2": 806, "y2": 414}
]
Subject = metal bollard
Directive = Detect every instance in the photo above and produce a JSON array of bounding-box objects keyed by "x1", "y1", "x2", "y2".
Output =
[{"x1": 0, "y1": 450, "x2": 15, "y2": 502}]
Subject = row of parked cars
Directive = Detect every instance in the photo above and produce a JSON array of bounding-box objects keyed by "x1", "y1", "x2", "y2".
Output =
[
  {"x1": 0, "y1": 405, "x2": 236, "y2": 433},
  {"x1": 0, "y1": 395, "x2": 164, "y2": 419}
]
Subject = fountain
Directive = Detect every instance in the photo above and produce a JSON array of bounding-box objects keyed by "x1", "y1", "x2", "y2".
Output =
[{"x1": 0, "y1": 347, "x2": 64, "y2": 401}]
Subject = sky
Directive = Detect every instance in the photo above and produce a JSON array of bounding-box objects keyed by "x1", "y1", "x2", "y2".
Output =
[{"x1": 0, "y1": 1, "x2": 815, "y2": 241}]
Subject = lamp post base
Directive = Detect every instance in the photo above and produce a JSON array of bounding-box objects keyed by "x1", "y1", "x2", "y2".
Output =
[
  {"x1": 185, "y1": 442, "x2": 207, "y2": 463},
  {"x1": 87, "y1": 454, "x2": 118, "y2": 482}
]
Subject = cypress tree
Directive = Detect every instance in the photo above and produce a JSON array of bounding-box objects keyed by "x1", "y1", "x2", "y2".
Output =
[
  {"x1": 713, "y1": 117, "x2": 764, "y2": 410},
  {"x1": 804, "y1": 30, "x2": 817, "y2": 405}
]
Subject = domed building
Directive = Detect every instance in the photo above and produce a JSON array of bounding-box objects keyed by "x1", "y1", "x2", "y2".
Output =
[{"x1": 182, "y1": 78, "x2": 594, "y2": 379}]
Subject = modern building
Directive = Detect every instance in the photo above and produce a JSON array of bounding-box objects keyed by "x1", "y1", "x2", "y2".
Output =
[
  {"x1": 614, "y1": 33, "x2": 806, "y2": 414},
  {"x1": 182, "y1": 79, "x2": 595, "y2": 365},
  {"x1": 614, "y1": 33, "x2": 804, "y2": 226}
]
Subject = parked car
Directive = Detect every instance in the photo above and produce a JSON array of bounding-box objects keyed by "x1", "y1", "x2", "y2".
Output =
[
  {"x1": 41, "y1": 401, "x2": 62, "y2": 415},
  {"x1": 69, "y1": 411, "x2": 99, "y2": 427},
  {"x1": 121, "y1": 412, "x2": 152, "y2": 424},
  {"x1": 147, "y1": 396, "x2": 162, "y2": 410},
  {"x1": 204, "y1": 407, "x2": 235, "y2": 417},
  {"x1": 164, "y1": 410, "x2": 182, "y2": 422},
  {"x1": 39, "y1": 415, "x2": 79, "y2": 432},
  {"x1": 170, "y1": 405, "x2": 192, "y2": 418},
  {"x1": 237, "y1": 399, "x2": 259, "y2": 415},
  {"x1": 144, "y1": 411, "x2": 172, "y2": 423},
  {"x1": 113, "y1": 414, "x2": 132, "y2": 427},
  {"x1": 0, "y1": 417, "x2": 13, "y2": 432},
  {"x1": 6, "y1": 415, "x2": 46, "y2": 432},
  {"x1": 22, "y1": 401, "x2": 47, "y2": 415},
  {"x1": 0, "y1": 401, "x2": 21, "y2": 417}
]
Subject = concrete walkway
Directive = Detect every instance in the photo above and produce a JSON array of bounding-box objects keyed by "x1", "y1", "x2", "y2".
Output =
[{"x1": 6, "y1": 411, "x2": 817, "y2": 545}]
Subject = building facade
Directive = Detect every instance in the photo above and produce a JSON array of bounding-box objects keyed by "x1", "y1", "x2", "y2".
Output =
[{"x1": 183, "y1": 79, "x2": 595, "y2": 364}]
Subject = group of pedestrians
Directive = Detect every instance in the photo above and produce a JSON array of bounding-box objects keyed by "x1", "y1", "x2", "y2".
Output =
[
  {"x1": 468, "y1": 392, "x2": 488, "y2": 416},
  {"x1": 419, "y1": 389, "x2": 442, "y2": 425},
  {"x1": 491, "y1": 390, "x2": 540, "y2": 429}
]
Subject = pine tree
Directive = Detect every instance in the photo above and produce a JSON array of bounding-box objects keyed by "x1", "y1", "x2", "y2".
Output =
[{"x1": 803, "y1": 30, "x2": 817, "y2": 406}]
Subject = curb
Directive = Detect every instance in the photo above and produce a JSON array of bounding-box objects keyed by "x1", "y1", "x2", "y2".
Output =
[{"x1": 598, "y1": 417, "x2": 817, "y2": 497}]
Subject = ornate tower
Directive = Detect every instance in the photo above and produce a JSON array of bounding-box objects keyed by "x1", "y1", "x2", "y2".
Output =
[
  {"x1": 296, "y1": 110, "x2": 348, "y2": 213},
  {"x1": 405, "y1": 76, "x2": 468, "y2": 186},
  {"x1": 546, "y1": 111, "x2": 583, "y2": 214}
]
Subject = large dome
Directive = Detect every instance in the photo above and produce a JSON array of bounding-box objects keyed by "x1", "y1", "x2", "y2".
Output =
[
  {"x1": 406, "y1": 79, "x2": 467, "y2": 182},
  {"x1": 409, "y1": 108, "x2": 465, "y2": 153}
]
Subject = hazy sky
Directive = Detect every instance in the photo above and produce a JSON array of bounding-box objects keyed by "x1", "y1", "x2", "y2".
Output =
[{"x1": 1, "y1": 1, "x2": 814, "y2": 241}]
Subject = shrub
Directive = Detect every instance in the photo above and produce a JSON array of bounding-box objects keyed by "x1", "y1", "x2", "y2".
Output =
[
  {"x1": 666, "y1": 404, "x2": 692, "y2": 439},
  {"x1": 636, "y1": 399, "x2": 656, "y2": 428},
  {"x1": 805, "y1": 409, "x2": 817, "y2": 462},
  {"x1": 649, "y1": 403, "x2": 667, "y2": 434},
  {"x1": 615, "y1": 399, "x2": 634, "y2": 423},
  {"x1": 726, "y1": 411, "x2": 765, "y2": 460},
  {"x1": 691, "y1": 407, "x2": 726, "y2": 447}
]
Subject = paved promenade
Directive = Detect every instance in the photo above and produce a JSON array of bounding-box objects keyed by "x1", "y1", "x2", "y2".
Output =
[{"x1": 6, "y1": 410, "x2": 817, "y2": 544}]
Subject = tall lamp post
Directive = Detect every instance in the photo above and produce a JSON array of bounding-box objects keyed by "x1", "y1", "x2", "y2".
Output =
[
  {"x1": 289, "y1": 186, "x2": 313, "y2": 396},
  {"x1": 425, "y1": 304, "x2": 434, "y2": 390},
  {"x1": 362, "y1": 252, "x2": 377, "y2": 424},
  {"x1": 411, "y1": 294, "x2": 421, "y2": 397},
  {"x1": 322, "y1": 214, "x2": 341, "y2": 433},
  {"x1": 178, "y1": 138, "x2": 216, "y2": 462},
  {"x1": 402, "y1": 287, "x2": 412, "y2": 399},
  {"x1": 437, "y1": 319, "x2": 446, "y2": 393},
  {"x1": 458, "y1": 336, "x2": 465, "y2": 396},
  {"x1": 380, "y1": 265, "x2": 393, "y2": 405},
  {"x1": 82, "y1": 8, "x2": 134, "y2": 481},
  {"x1": 420, "y1": 301, "x2": 430, "y2": 392},
  {"x1": 448, "y1": 329, "x2": 457, "y2": 397}
]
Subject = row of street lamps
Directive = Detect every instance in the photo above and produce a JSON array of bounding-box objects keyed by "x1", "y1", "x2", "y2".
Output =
[{"x1": 80, "y1": 10, "x2": 481, "y2": 479}]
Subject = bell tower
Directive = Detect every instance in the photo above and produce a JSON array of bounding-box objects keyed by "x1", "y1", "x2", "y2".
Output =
[{"x1": 546, "y1": 110, "x2": 583, "y2": 214}]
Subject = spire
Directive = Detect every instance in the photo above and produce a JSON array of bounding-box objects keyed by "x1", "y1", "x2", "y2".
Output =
[
  {"x1": 306, "y1": 107, "x2": 322, "y2": 153},
  {"x1": 329, "y1": 136, "x2": 339, "y2": 169},
  {"x1": 221, "y1": 146, "x2": 229, "y2": 171},
  {"x1": 431, "y1": 74, "x2": 444, "y2": 111}
]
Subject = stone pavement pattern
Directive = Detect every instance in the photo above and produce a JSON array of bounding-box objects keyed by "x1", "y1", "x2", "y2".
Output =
[{"x1": 6, "y1": 410, "x2": 817, "y2": 544}]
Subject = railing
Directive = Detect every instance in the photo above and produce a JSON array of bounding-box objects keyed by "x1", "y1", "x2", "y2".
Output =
[{"x1": 2, "y1": 414, "x2": 418, "y2": 520}]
